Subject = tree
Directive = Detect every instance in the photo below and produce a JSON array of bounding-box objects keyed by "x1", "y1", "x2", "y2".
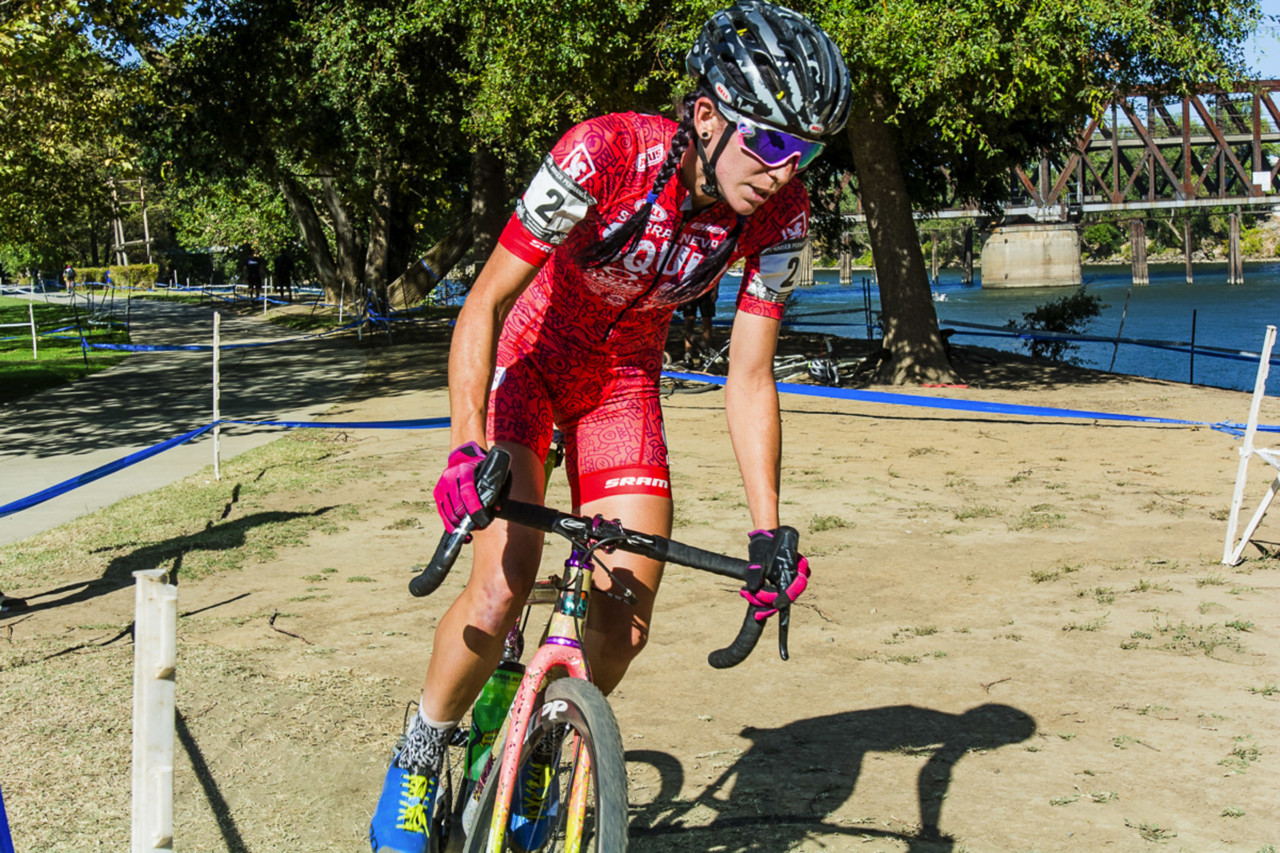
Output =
[
  {"x1": 0, "y1": 1, "x2": 187, "y2": 273},
  {"x1": 807, "y1": 0, "x2": 1260, "y2": 384}
]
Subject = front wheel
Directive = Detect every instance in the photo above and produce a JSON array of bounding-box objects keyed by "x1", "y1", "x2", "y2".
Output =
[{"x1": 462, "y1": 679, "x2": 628, "y2": 852}]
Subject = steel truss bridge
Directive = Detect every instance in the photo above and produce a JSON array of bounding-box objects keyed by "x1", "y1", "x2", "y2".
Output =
[{"x1": 862, "y1": 81, "x2": 1280, "y2": 223}]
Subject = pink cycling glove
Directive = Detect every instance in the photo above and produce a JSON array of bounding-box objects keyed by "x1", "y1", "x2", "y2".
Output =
[
  {"x1": 739, "y1": 527, "x2": 810, "y2": 621},
  {"x1": 433, "y1": 442, "x2": 487, "y2": 532}
]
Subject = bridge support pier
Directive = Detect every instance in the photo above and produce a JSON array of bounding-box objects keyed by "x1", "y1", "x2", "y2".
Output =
[
  {"x1": 961, "y1": 227, "x2": 974, "y2": 285},
  {"x1": 1130, "y1": 220, "x2": 1149, "y2": 285},
  {"x1": 980, "y1": 223, "x2": 1081, "y2": 288},
  {"x1": 1184, "y1": 217, "x2": 1194, "y2": 285},
  {"x1": 1229, "y1": 211, "x2": 1244, "y2": 285}
]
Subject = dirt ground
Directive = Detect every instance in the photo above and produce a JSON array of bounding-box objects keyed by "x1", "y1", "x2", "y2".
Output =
[{"x1": 2, "y1": 320, "x2": 1278, "y2": 852}]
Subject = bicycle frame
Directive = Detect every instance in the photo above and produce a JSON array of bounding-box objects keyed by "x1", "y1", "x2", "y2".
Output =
[{"x1": 479, "y1": 546, "x2": 597, "y2": 852}]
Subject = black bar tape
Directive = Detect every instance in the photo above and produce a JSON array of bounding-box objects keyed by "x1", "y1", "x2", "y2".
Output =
[
  {"x1": 409, "y1": 524, "x2": 471, "y2": 597},
  {"x1": 708, "y1": 607, "x2": 766, "y2": 668}
]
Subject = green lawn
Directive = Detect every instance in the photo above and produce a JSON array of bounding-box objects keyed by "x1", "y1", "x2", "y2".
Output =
[{"x1": 0, "y1": 296, "x2": 133, "y2": 404}]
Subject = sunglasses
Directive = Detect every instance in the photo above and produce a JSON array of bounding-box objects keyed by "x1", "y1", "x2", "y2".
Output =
[{"x1": 725, "y1": 108, "x2": 826, "y2": 170}]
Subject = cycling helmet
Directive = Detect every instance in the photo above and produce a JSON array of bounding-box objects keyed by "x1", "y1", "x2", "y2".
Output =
[{"x1": 686, "y1": 0, "x2": 851, "y2": 138}]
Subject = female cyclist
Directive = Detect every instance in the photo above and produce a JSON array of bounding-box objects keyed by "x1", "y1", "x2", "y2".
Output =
[{"x1": 371, "y1": 3, "x2": 850, "y2": 850}]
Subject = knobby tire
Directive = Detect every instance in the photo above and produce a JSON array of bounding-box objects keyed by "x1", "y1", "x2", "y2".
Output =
[{"x1": 461, "y1": 679, "x2": 628, "y2": 852}]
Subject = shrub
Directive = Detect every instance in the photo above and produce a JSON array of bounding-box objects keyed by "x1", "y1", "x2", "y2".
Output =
[
  {"x1": 1081, "y1": 222, "x2": 1124, "y2": 259},
  {"x1": 1007, "y1": 288, "x2": 1107, "y2": 364}
]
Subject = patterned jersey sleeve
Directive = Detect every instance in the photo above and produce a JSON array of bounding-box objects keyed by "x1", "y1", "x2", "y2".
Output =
[
  {"x1": 499, "y1": 115, "x2": 635, "y2": 266},
  {"x1": 733, "y1": 183, "x2": 811, "y2": 321}
]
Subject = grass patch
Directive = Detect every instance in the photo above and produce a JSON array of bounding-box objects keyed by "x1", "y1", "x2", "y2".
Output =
[
  {"x1": 1063, "y1": 614, "x2": 1108, "y2": 632},
  {"x1": 809, "y1": 514, "x2": 852, "y2": 532},
  {"x1": 0, "y1": 296, "x2": 133, "y2": 403},
  {"x1": 1125, "y1": 819, "x2": 1176, "y2": 842},
  {"x1": 0, "y1": 431, "x2": 361, "y2": 588},
  {"x1": 1008, "y1": 504, "x2": 1067, "y2": 531},
  {"x1": 1219, "y1": 735, "x2": 1261, "y2": 773},
  {"x1": 1152, "y1": 618, "x2": 1248, "y2": 657},
  {"x1": 955, "y1": 504, "x2": 999, "y2": 521},
  {"x1": 1079, "y1": 586, "x2": 1116, "y2": 604},
  {"x1": 1030, "y1": 562, "x2": 1081, "y2": 583}
]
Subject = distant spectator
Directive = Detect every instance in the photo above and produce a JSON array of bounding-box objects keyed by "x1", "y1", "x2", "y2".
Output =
[
  {"x1": 63, "y1": 263, "x2": 77, "y2": 295},
  {"x1": 104, "y1": 269, "x2": 112, "y2": 289},
  {"x1": 245, "y1": 252, "x2": 263, "y2": 300},
  {"x1": 681, "y1": 284, "x2": 717, "y2": 365},
  {"x1": 272, "y1": 254, "x2": 294, "y2": 303}
]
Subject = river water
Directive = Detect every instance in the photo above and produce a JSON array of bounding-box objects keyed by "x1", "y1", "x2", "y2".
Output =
[{"x1": 721, "y1": 263, "x2": 1280, "y2": 393}]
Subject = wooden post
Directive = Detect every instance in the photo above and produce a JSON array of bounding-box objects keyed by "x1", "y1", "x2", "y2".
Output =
[
  {"x1": 1189, "y1": 310, "x2": 1197, "y2": 385},
  {"x1": 29, "y1": 303, "x2": 37, "y2": 360},
  {"x1": 212, "y1": 313, "x2": 221, "y2": 481},
  {"x1": 838, "y1": 234, "x2": 852, "y2": 286},
  {"x1": 961, "y1": 227, "x2": 974, "y2": 285},
  {"x1": 131, "y1": 569, "x2": 176, "y2": 853},
  {"x1": 1228, "y1": 210, "x2": 1243, "y2": 285},
  {"x1": 1108, "y1": 286, "x2": 1132, "y2": 372},
  {"x1": 1129, "y1": 220, "x2": 1149, "y2": 285},
  {"x1": 798, "y1": 240, "x2": 814, "y2": 288},
  {"x1": 1183, "y1": 217, "x2": 1194, "y2": 285},
  {"x1": 929, "y1": 231, "x2": 939, "y2": 285}
]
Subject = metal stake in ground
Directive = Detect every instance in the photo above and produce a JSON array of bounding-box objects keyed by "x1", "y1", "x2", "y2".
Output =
[{"x1": 212, "y1": 312, "x2": 221, "y2": 481}]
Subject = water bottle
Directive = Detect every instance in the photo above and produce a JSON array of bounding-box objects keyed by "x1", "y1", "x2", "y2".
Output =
[{"x1": 465, "y1": 660, "x2": 524, "y2": 781}]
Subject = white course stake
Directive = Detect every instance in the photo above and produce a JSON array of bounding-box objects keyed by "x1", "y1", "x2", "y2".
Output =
[
  {"x1": 29, "y1": 303, "x2": 37, "y2": 360},
  {"x1": 213, "y1": 312, "x2": 221, "y2": 480},
  {"x1": 131, "y1": 569, "x2": 177, "y2": 852},
  {"x1": 1223, "y1": 324, "x2": 1279, "y2": 565}
]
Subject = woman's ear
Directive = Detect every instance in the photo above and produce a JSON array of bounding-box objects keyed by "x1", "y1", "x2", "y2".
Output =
[{"x1": 693, "y1": 96, "x2": 725, "y2": 141}]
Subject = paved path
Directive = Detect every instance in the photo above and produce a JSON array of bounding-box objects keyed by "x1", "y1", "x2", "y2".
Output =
[{"x1": 0, "y1": 295, "x2": 369, "y2": 547}]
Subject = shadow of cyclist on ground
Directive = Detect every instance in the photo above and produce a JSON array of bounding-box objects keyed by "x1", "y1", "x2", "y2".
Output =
[
  {"x1": 629, "y1": 703, "x2": 1035, "y2": 852},
  {"x1": 10, "y1": 509, "x2": 331, "y2": 615}
]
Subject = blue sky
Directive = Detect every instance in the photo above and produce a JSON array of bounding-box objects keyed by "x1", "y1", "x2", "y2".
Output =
[{"x1": 1249, "y1": 0, "x2": 1280, "y2": 78}]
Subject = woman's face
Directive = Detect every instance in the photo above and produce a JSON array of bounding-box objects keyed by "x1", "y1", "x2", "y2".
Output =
[{"x1": 686, "y1": 97, "x2": 800, "y2": 216}]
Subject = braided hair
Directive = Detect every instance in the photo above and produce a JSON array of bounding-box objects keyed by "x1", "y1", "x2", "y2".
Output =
[{"x1": 580, "y1": 89, "x2": 746, "y2": 303}]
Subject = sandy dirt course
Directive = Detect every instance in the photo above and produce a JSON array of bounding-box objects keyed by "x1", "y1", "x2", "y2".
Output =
[{"x1": 1, "y1": 319, "x2": 1278, "y2": 852}]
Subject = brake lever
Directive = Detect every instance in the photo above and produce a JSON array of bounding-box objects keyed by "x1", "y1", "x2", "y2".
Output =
[{"x1": 776, "y1": 604, "x2": 790, "y2": 661}]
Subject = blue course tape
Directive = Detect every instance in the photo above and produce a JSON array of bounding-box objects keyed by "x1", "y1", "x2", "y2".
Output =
[
  {"x1": 225, "y1": 417, "x2": 451, "y2": 430},
  {"x1": 0, "y1": 779, "x2": 13, "y2": 853},
  {"x1": 0, "y1": 423, "x2": 216, "y2": 519},
  {"x1": 0, "y1": 418, "x2": 451, "y2": 519},
  {"x1": 661, "y1": 371, "x2": 1280, "y2": 434}
]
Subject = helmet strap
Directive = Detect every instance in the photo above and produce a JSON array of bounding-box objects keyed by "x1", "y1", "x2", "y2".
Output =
[{"x1": 695, "y1": 125, "x2": 735, "y2": 200}]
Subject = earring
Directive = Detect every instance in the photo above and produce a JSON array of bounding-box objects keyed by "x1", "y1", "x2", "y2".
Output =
[{"x1": 700, "y1": 131, "x2": 711, "y2": 140}]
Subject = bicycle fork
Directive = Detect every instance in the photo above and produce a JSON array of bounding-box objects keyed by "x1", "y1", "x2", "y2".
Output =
[{"x1": 483, "y1": 553, "x2": 596, "y2": 852}]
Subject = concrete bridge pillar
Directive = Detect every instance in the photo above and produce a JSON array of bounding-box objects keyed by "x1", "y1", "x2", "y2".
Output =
[{"x1": 980, "y1": 223, "x2": 1082, "y2": 288}]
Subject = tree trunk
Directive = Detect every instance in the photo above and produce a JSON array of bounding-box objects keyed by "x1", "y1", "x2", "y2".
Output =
[
  {"x1": 363, "y1": 164, "x2": 394, "y2": 310},
  {"x1": 278, "y1": 174, "x2": 341, "y2": 300},
  {"x1": 321, "y1": 176, "x2": 364, "y2": 299},
  {"x1": 470, "y1": 143, "x2": 508, "y2": 264},
  {"x1": 846, "y1": 94, "x2": 957, "y2": 385},
  {"x1": 386, "y1": 215, "x2": 475, "y2": 308}
]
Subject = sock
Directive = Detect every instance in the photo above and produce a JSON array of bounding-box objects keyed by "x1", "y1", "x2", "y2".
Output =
[{"x1": 396, "y1": 706, "x2": 458, "y2": 775}]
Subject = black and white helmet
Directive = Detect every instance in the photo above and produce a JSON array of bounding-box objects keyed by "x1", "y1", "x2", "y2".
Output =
[{"x1": 686, "y1": 0, "x2": 852, "y2": 138}]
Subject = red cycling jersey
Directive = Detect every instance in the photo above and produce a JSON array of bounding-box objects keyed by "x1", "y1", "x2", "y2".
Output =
[{"x1": 489, "y1": 111, "x2": 809, "y2": 507}]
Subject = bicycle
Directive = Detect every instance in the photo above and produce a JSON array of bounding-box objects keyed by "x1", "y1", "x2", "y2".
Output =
[{"x1": 406, "y1": 446, "x2": 801, "y2": 851}]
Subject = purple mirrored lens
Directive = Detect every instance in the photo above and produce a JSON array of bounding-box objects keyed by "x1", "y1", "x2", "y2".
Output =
[{"x1": 737, "y1": 120, "x2": 825, "y2": 169}]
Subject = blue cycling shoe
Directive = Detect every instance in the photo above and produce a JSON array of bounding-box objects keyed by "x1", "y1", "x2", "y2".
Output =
[
  {"x1": 370, "y1": 754, "x2": 438, "y2": 853},
  {"x1": 508, "y1": 750, "x2": 560, "y2": 852}
]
